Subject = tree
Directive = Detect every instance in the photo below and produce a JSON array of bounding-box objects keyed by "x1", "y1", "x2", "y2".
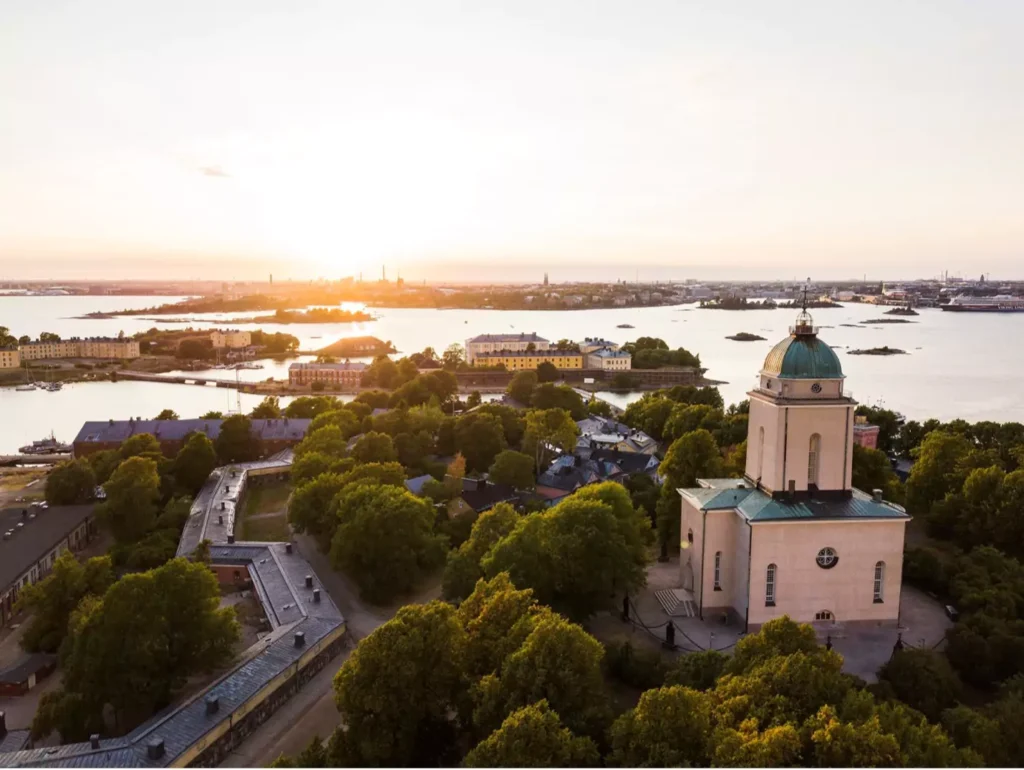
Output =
[
  {"x1": 466, "y1": 391, "x2": 482, "y2": 409},
  {"x1": 488, "y1": 450, "x2": 535, "y2": 490},
  {"x1": 665, "y1": 649, "x2": 728, "y2": 691},
  {"x1": 45, "y1": 459, "x2": 96, "y2": 505},
  {"x1": 284, "y1": 395, "x2": 339, "y2": 418},
  {"x1": 443, "y1": 503, "x2": 521, "y2": 602},
  {"x1": 536, "y1": 361, "x2": 559, "y2": 383},
  {"x1": 87, "y1": 449, "x2": 121, "y2": 485},
  {"x1": 329, "y1": 485, "x2": 447, "y2": 603},
  {"x1": 852, "y1": 443, "x2": 901, "y2": 497},
  {"x1": 879, "y1": 648, "x2": 962, "y2": 722},
  {"x1": 475, "y1": 403, "x2": 527, "y2": 447},
  {"x1": 98, "y1": 456, "x2": 161, "y2": 543},
  {"x1": 250, "y1": 396, "x2": 282, "y2": 418},
  {"x1": 464, "y1": 701, "x2": 599, "y2": 768},
  {"x1": 656, "y1": 429, "x2": 723, "y2": 552},
  {"x1": 507, "y1": 370, "x2": 538, "y2": 405},
  {"x1": 33, "y1": 558, "x2": 238, "y2": 740},
  {"x1": 172, "y1": 432, "x2": 217, "y2": 495},
  {"x1": 608, "y1": 686, "x2": 712, "y2": 767},
  {"x1": 0, "y1": 325, "x2": 17, "y2": 347},
  {"x1": 482, "y1": 485, "x2": 649, "y2": 621},
  {"x1": 177, "y1": 338, "x2": 213, "y2": 360},
  {"x1": 289, "y1": 473, "x2": 350, "y2": 547},
  {"x1": 726, "y1": 616, "x2": 819, "y2": 674},
  {"x1": 16, "y1": 552, "x2": 113, "y2": 653},
  {"x1": 308, "y1": 408, "x2": 360, "y2": 438},
  {"x1": 332, "y1": 602, "x2": 467, "y2": 766},
  {"x1": 587, "y1": 397, "x2": 612, "y2": 417},
  {"x1": 119, "y1": 432, "x2": 162, "y2": 460},
  {"x1": 807, "y1": 706, "x2": 902, "y2": 767},
  {"x1": 905, "y1": 430, "x2": 973, "y2": 515},
  {"x1": 710, "y1": 719, "x2": 802, "y2": 767},
  {"x1": 455, "y1": 413, "x2": 508, "y2": 473},
  {"x1": 214, "y1": 414, "x2": 260, "y2": 463},
  {"x1": 523, "y1": 408, "x2": 578, "y2": 471},
  {"x1": 200, "y1": 410, "x2": 224, "y2": 419},
  {"x1": 154, "y1": 408, "x2": 179, "y2": 420},
  {"x1": 442, "y1": 343, "x2": 465, "y2": 370},
  {"x1": 531, "y1": 384, "x2": 586, "y2": 420},
  {"x1": 294, "y1": 425, "x2": 348, "y2": 459},
  {"x1": 472, "y1": 613, "x2": 610, "y2": 740},
  {"x1": 290, "y1": 452, "x2": 353, "y2": 487},
  {"x1": 350, "y1": 431, "x2": 397, "y2": 464},
  {"x1": 39, "y1": 331, "x2": 61, "y2": 342}
]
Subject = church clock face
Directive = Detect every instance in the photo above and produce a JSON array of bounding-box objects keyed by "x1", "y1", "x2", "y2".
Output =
[{"x1": 811, "y1": 382, "x2": 822, "y2": 393}]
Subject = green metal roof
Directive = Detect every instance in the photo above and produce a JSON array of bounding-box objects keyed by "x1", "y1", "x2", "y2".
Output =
[
  {"x1": 762, "y1": 334, "x2": 844, "y2": 379},
  {"x1": 680, "y1": 481, "x2": 908, "y2": 522}
]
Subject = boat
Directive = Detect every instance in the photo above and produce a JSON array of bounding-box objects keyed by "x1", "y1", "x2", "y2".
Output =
[
  {"x1": 15, "y1": 383, "x2": 36, "y2": 391},
  {"x1": 940, "y1": 294, "x2": 1024, "y2": 312},
  {"x1": 19, "y1": 433, "x2": 72, "y2": 455},
  {"x1": 616, "y1": 323, "x2": 635, "y2": 328}
]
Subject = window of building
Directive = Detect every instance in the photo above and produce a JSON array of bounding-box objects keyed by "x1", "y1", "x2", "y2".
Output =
[
  {"x1": 808, "y1": 433, "x2": 821, "y2": 487},
  {"x1": 713, "y1": 551, "x2": 722, "y2": 590},
  {"x1": 766, "y1": 563, "x2": 776, "y2": 606},
  {"x1": 816, "y1": 547, "x2": 838, "y2": 569},
  {"x1": 874, "y1": 561, "x2": 885, "y2": 603},
  {"x1": 757, "y1": 427, "x2": 765, "y2": 480},
  {"x1": 815, "y1": 610, "x2": 834, "y2": 622}
]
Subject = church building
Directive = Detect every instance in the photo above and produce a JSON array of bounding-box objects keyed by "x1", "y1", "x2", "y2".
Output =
[{"x1": 677, "y1": 309, "x2": 909, "y2": 631}]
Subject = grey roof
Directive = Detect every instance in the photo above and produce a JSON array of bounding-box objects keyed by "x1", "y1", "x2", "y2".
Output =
[
  {"x1": 73, "y1": 418, "x2": 311, "y2": 447},
  {"x1": 679, "y1": 479, "x2": 909, "y2": 522},
  {"x1": 0, "y1": 505, "x2": 95, "y2": 590},
  {"x1": 0, "y1": 654, "x2": 57, "y2": 685},
  {"x1": 0, "y1": 733, "x2": 29, "y2": 755},
  {"x1": 467, "y1": 333, "x2": 548, "y2": 343},
  {"x1": 474, "y1": 350, "x2": 579, "y2": 359},
  {"x1": 288, "y1": 362, "x2": 366, "y2": 372},
  {"x1": 587, "y1": 347, "x2": 631, "y2": 359},
  {"x1": 404, "y1": 474, "x2": 435, "y2": 496}
]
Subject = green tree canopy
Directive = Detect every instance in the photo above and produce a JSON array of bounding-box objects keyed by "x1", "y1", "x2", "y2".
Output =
[
  {"x1": 214, "y1": 414, "x2": 260, "y2": 463},
  {"x1": 608, "y1": 685, "x2": 713, "y2": 767},
  {"x1": 294, "y1": 424, "x2": 348, "y2": 459},
  {"x1": 119, "y1": 432, "x2": 161, "y2": 460},
  {"x1": 154, "y1": 408, "x2": 179, "y2": 420},
  {"x1": 464, "y1": 700, "x2": 599, "y2": 768},
  {"x1": 350, "y1": 431, "x2": 398, "y2": 464},
  {"x1": 455, "y1": 413, "x2": 508, "y2": 473},
  {"x1": 250, "y1": 396, "x2": 282, "y2": 418},
  {"x1": 290, "y1": 452, "x2": 353, "y2": 487},
  {"x1": 506, "y1": 370, "x2": 538, "y2": 405},
  {"x1": 288, "y1": 472, "x2": 350, "y2": 548},
  {"x1": 99, "y1": 456, "x2": 161, "y2": 543},
  {"x1": 656, "y1": 429, "x2": 723, "y2": 551},
  {"x1": 879, "y1": 648, "x2": 963, "y2": 722},
  {"x1": 172, "y1": 432, "x2": 217, "y2": 495},
  {"x1": 283, "y1": 395, "x2": 339, "y2": 418},
  {"x1": 488, "y1": 449, "x2": 536, "y2": 490},
  {"x1": 535, "y1": 361, "x2": 559, "y2": 383},
  {"x1": 905, "y1": 430, "x2": 973, "y2": 515},
  {"x1": 308, "y1": 408, "x2": 360, "y2": 439},
  {"x1": 531, "y1": 383, "x2": 586, "y2": 420},
  {"x1": 45, "y1": 459, "x2": 96, "y2": 505},
  {"x1": 443, "y1": 503, "x2": 521, "y2": 602},
  {"x1": 523, "y1": 408, "x2": 578, "y2": 471}
]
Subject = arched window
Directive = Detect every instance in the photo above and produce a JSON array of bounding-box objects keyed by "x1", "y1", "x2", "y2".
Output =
[
  {"x1": 808, "y1": 433, "x2": 821, "y2": 487},
  {"x1": 874, "y1": 561, "x2": 885, "y2": 603},
  {"x1": 815, "y1": 610, "x2": 834, "y2": 622},
  {"x1": 757, "y1": 427, "x2": 765, "y2": 480},
  {"x1": 687, "y1": 528, "x2": 694, "y2": 545},
  {"x1": 765, "y1": 563, "x2": 776, "y2": 606},
  {"x1": 713, "y1": 551, "x2": 722, "y2": 591}
]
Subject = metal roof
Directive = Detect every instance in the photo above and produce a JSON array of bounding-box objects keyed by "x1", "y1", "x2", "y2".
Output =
[
  {"x1": 761, "y1": 334, "x2": 843, "y2": 380},
  {"x1": 680, "y1": 480, "x2": 908, "y2": 522},
  {"x1": 466, "y1": 333, "x2": 548, "y2": 343},
  {"x1": 0, "y1": 505, "x2": 95, "y2": 590},
  {"x1": 73, "y1": 419, "x2": 311, "y2": 447}
]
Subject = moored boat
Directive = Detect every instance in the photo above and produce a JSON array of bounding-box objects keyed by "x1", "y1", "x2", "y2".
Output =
[{"x1": 941, "y1": 294, "x2": 1024, "y2": 312}]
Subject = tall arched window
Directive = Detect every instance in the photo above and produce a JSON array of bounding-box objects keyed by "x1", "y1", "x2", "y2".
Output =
[
  {"x1": 765, "y1": 563, "x2": 776, "y2": 606},
  {"x1": 808, "y1": 433, "x2": 821, "y2": 487},
  {"x1": 874, "y1": 561, "x2": 885, "y2": 603},
  {"x1": 713, "y1": 552, "x2": 722, "y2": 590},
  {"x1": 757, "y1": 427, "x2": 765, "y2": 480}
]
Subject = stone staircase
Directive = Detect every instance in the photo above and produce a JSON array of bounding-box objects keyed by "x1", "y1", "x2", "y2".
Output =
[{"x1": 654, "y1": 588, "x2": 698, "y2": 617}]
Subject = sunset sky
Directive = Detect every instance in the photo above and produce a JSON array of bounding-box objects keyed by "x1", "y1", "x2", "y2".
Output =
[{"x1": 2, "y1": 1, "x2": 1022, "y2": 281}]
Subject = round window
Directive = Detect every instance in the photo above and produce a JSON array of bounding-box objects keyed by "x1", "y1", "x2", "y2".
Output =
[{"x1": 816, "y1": 547, "x2": 839, "y2": 569}]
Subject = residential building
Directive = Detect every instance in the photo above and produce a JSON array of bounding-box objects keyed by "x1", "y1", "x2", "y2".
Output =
[
  {"x1": 576, "y1": 415, "x2": 657, "y2": 454},
  {"x1": 460, "y1": 477, "x2": 519, "y2": 513},
  {"x1": 852, "y1": 416, "x2": 880, "y2": 449},
  {"x1": 288, "y1": 361, "x2": 366, "y2": 388},
  {"x1": 586, "y1": 347, "x2": 632, "y2": 370},
  {"x1": 465, "y1": 333, "x2": 549, "y2": 364},
  {"x1": 472, "y1": 350, "x2": 583, "y2": 371},
  {"x1": 675, "y1": 309, "x2": 908, "y2": 631},
  {"x1": 72, "y1": 417, "x2": 311, "y2": 458},
  {"x1": 579, "y1": 338, "x2": 620, "y2": 354},
  {"x1": 0, "y1": 348, "x2": 20, "y2": 369},
  {"x1": 210, "y1": 329, "x2": 252, "y2": 349},
  {"x1": 19, "y1": 337, "x2": 139, "y2": 360},
  {"x1": 1, "y1": 505, "x2": 96, "y2": 629}
]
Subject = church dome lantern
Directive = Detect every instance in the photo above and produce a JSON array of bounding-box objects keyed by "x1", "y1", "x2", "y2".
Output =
[{"x1": 761, "y1": 309, "x2": 844, "y2": 380}]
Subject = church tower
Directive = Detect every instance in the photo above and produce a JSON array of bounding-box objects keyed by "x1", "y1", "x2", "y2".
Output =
[{"x1": 744, "y1": 308, "x2": 855, "y2": 497}]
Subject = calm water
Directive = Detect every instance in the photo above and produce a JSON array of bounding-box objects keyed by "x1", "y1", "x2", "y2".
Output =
[{"x1": 3, "y1": 294, "x2": 1024, "y2": 453}]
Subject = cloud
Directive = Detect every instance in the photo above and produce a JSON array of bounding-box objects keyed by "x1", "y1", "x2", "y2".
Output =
[{"x1": 199, "y1": 165, "x2": 230, "y2": 178}]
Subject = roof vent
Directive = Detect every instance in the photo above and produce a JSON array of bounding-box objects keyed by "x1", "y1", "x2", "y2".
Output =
[
  {"x1": 0, "y1": 710, "x2": 6, "y2": 737},
  {"x1": 227, "y1": 534, "x2": 235, "y2": 544},
  {"x1": 305, "y1": 575, "x2": 313, "y2": 588},
  {"x1": 736, "y1": 482, "x2": 746, "y2": 489},
  {"x1": 2, "y1": 532, "x2": 9, "y2": 540},
  {"x1": 313, "y1": 588, "x2": 321, "y2": 603},
  {"x1": 221, "y1": 502, "x2": 226, "y2": 510},
  {"x1": 294, "y1": 631, "x2": 305, "y2": 648},
  {"x1": 285, "y1": 542, "x2": 293, "y2": 554},
  {"x1": 89, "y1": 734, "x2": 100, "y2": 749},
  {"x1": 218, "y1": 515, "x2": 223, "y2": 526},
  {"x1": 147, "y1": 737, "x2": 165, "y2": 760},
  {"x1": 872, "y1": 488, "x2": 884, "y2": 502},
  {"x1": 205, "y1": 694, "x2": 220, "y2": 714}
]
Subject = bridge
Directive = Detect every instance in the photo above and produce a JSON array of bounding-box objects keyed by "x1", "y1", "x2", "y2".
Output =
[
  {"x1": 116, "y1": 370, "x2": 246, "y2": 388},
  {"x1": 0, "y1": 453, "x2": 69, "y2": 466}
]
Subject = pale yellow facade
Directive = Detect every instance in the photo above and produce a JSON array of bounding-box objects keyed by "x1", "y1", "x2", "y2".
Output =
[
  {"x1": 474, "y1": 352, "x2": 583, "y2": 371},
  {"x1": 0, "y1": 349, "x2": 20, "y2": 369},
  {"x1": 465, "y1": 334, "x2": 550, "y2": 364},
  {"x1": 210, "y1": 330, "x2": 252, "y2": 349},
  {"x1": 19, "y1": 338, "x2": 139, "y2": 360},
  {"x1": 585, "y1": 349, "x2": 632, "y2": 370}
]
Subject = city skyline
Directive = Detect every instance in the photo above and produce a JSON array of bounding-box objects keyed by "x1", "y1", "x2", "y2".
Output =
[{"x1": 2, "y1": 0, "x2": 1023, "y2": 280}]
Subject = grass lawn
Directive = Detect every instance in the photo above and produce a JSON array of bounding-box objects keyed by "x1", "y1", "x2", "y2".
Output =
[{"x1": 239, "y1": 483, "x2": 292, "y2": 542}]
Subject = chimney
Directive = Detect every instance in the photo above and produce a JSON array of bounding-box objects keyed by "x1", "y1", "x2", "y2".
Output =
[
  {"x1": 872, "y1": 488, "x2": 884, "y2": 502},
  {"x1": 147, "y1": 737, "x2": 165, "y2": 760},
  {"x1": 205, "y1": 694, "x2": 220, "y2": 715},
  {"x1": 305, "y1": 575, "x2": 313, "y2": 589},
  {"x1": 294, "y1": 631, "x2": 305, "y2": 648},
  {"x1": 313, "y1": 588, "x2": 321, "y2": 603},
  {"x1": 221, "y1": 502, "x2": 226, "y2": 511},
  {"x1": 227, "y1": 534, "x2": 235, "y2": 544},
  {"x1": 788, "y1": 480, "x2": 796, "y2": 496},
  {"x1": 218, "y1": 515, "x2": 223, "y2": 525},
  {"x1": 89, "y1": 734, "x2": 100, "y2": 749},
  {"x1": 285, "y1": 542, "x2": 293, "y2": 554},
  {"x1": 0, "y1": 710, "x2": 6, "y2": 738}
]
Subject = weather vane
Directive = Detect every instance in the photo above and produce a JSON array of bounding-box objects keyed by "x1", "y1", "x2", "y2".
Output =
[{"x1": 802, "y1": 277, "x2": 810, "y2": 312}]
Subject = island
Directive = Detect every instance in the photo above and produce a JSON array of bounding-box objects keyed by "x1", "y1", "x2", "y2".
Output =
[
  {"x1": 848, "y1": 346, "x2": 907, "y2": 355},
  {"x1": 725, "y1": 332, "x2": 767, "y2": 341},
  {"x1": 231, "y1": 307, "x2": 374, "y2": 324},
  {"x1": 862, "y1": 318, "x2": 915, "y2": 324},
  {"x1": 314, "y1": 335, "x2": 396, "y2": 358},
  {"x1": 885, "y1": 306, "x2": 920, "y2": 316}
]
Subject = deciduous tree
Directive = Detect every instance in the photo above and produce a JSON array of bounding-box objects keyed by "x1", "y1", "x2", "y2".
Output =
[
  {"x1": 214, "y1": 414, "x2": 260, "y2": 463},
  {"x1": 608, "y1": 686, "x2": 712, "y2": 767},
  {"x1": 487, "y1": 450, "x2": 535, "y2": 490},
  {"x1": 350, "y1": 431, "x2": 398, "y2": 464},
  {"x1": 443, "y1": 503, "x2": 521, "y2": 602},
  {"x1": 250, "y1": 396, "x2": 282, "y2": 418},
  {"x1": 455, "y1": 413, "x2": 508, "y2": 473},
  {"x1": 172, "y1": 432, "x2": 217, "y2": 495},
  {"x1": 464, "y1": 701, "x2": 599, "y2": 768},
  {"x1": 98, "y1": 456, "x2": 161, "y2": 543},
  {"x1": 45, "y1": 459, "x2": 96, "y2": 505}
]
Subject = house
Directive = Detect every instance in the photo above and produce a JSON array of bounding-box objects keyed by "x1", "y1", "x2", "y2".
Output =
[
  {"x1": 465, "y1": 333, "x2": 549, "y2": 364},
  {"x1": 676, "y1": 309, "x2": 909, "y2": 632},
  {"x1": 852, "y1": 416, "x2": 880, "y2": 449},
  {"x1": 460, "y1": 477, "x2": 519, "y2": 513},
  {"x1": 579, "y1": 338, "x2": 620, "y2": 355},
  {"x1": 288, "y1": 361, "x2": 366, "y2": 389},
  {"x1": 472, "y1": 350, "x2": 583, "y2": 371},
  {"x1": 19, "y1": 337, "x2": 140, "y2": 360},
  {"x1": 535, "y1": 455, "x2": 603, "y2": 504},
  {"x1": 0, "y1": 348, "x2": 20, "y2": 369},
  {"x1": 210, "y1": 330, "x2": 252, "y2": 349},
  {"x1": 585, "y1": 348, "x2": 632, "y2": 371},
  {"x1": 576, "y1": 416, "x2": 657, "y2": 455},
  {"x1": 0, "y1": 654, "x2": 58, "y2": 697}
]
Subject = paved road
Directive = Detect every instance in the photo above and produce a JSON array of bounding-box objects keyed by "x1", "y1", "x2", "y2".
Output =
[{"x1": 221, "y1": 533, "x2": 426, "y2": 767}]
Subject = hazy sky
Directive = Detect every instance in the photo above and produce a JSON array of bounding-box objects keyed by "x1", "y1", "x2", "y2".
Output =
[{"x1": 2, "y1": 1, "x2": 1022, "y2": 281}]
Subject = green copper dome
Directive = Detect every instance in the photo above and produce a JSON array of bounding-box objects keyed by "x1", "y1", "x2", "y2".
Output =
[{"x1": 762, "y1": 312, "x2": 844, "y2": 379}]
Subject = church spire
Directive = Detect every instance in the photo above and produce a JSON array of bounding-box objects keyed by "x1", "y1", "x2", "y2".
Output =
[{"x1": 793, "y1": 278, "x2": 816, "y2": 336}]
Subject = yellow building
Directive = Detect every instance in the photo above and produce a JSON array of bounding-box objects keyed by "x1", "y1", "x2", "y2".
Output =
[
  {"x1": 474, "y1": 351, "x2": 583, "y2": 371},
  {"x1": 0, "y1": 348, "x2": 21, "y2": 369},
  {"x1": 19, "y1": 338, "x2": 139, "y2": 360},
  {"x1": 210, "y1": 330, "x2": 252, "y2": 349}
]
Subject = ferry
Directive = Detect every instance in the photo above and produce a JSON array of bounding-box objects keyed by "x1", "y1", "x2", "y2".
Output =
[{"x1": 940, "y1": 294, "x2": 1024, "y2": 312}]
